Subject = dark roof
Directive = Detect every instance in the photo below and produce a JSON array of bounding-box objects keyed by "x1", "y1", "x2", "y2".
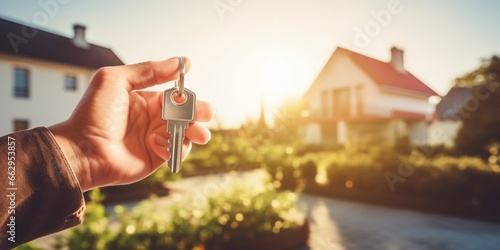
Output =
[
  {"x1": 436, "y1": 87, "x2": 472, "y2": 120},
  {"x1": 0, "y1": 17, "x2": 123, "y2": 69},
  {"x1": 337, "y1": 47, "x2": 437, "y2": 96}
]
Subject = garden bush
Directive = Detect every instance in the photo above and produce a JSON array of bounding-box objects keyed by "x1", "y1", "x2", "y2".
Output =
[
  {"x1": 51, "y1": 178, "x2": 303, "y2": 250},
  {"x1": 325, "y1": 149, "x2": 387, "y2": 191},
  {"x1": 300, "y1": 159, "x2": 317, "y2": 184},
  {"x1": 316, "y1": 146, "x2": 500, "y2": 204},
  {"x1": 54, "y1": 189, "x2": 114, "y2": 249}
]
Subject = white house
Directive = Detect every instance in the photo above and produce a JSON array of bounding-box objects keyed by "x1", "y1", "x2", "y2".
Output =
[
  {"x1": 301, "y1": 46, "x2": 438, "y2": 146},
  {"x1": 0, "y1": 17, "x2": 123, "y2": 135}
]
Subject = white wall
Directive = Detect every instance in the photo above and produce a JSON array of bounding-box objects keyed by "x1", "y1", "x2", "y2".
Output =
[
  {"x1": 301, "y1": 123, "x2": 321, "y2": 144},
  {"x1": 0, "y1": 53, "x2": 94, "y2": 135},
  {"x1": 377, "y1": 88, "x2": 434, "y2": 116},
  {"x1": 428, "y1": 121, "x2": 462, "y2": 146},
  {"x1": 409, "y1": 121, "x2": 429, "y2": 145}
]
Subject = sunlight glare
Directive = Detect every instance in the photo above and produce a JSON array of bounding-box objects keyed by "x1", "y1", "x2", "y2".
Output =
[{"x1": 255, "y1": 57, "x2": 303, "y2": 126}]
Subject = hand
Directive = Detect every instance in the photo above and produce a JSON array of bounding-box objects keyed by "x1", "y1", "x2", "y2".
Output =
[{"x1": 49, "y1": 58, "x2": 214, "y2": 192}]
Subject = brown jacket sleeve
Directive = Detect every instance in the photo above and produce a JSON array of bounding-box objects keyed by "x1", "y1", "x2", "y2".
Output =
[{"x1": 0, "y1": 127, "x2": 85, "y2": 249}]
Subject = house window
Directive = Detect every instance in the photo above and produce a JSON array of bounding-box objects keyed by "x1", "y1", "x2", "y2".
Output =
[
  {"x1": 333, "y1": 87, "x2": 350, "y2": 117},
  {"x1": 13, "y1": 119, "x2": 29, "y2": 132},
  {"x1": 14, "y1": 68, "x2": 29, "y2": 98},
  {"x1": 65, "y1": 75, "x2": 77, "y2": 91},
  {"x1": 356, "y1": 85, "x2": 364, "y2": 115}
]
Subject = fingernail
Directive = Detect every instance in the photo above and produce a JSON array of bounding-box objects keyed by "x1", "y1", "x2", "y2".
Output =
[{"x1": 154, "y1": 134, "x2": 169, "y2": 147}]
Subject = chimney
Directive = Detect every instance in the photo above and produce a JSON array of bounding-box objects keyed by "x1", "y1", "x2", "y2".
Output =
[
  {"x1": 72, "y1": 24, "x2": 89, "y2": 49},
  {"x1": 390, "y1": 46, "x2": 405, "y2": 73}
]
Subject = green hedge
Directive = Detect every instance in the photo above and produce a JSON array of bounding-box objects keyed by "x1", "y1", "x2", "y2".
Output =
[
  {"x1": 52, "y1": 179, "x2": 302, "y2": 250},
  {"x1": 266, "y1": 146, "x2": 500, "y2": 205}
]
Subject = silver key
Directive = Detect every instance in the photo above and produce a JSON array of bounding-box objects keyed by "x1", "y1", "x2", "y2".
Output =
[{"x1": 162, "y1": 87, "x2": 196, "y2": 173}]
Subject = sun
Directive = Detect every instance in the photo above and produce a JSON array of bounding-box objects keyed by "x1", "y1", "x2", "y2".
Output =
[
  {"x1": 261, "y1": 62, "x2": 288, "y2": 92},
  {"x1": 254, "y1": 58, "x2": 303, "y2": 126}
]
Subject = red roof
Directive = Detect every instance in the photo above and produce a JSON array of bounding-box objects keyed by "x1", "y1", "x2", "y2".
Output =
[{"x1": 337, "y1": 47, "x2": 437, "y2": 96}]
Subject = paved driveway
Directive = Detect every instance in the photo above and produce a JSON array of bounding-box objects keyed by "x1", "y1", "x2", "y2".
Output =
[{"x1": 299, "y1": 194, "x2": 500, "y2": 250}]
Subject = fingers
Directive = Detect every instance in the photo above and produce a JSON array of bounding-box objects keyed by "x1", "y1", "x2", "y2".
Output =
[
  {"x1": 186, "y1": 123, "x2": 211, "y2": 144},
  {"x1": 147, "y1": 113, "x2": 211, "y2": 168},
  {"x1": 195, "y1": 100, "x2": 215, "y2": 122},
  {"x1": 148, "y1": 121, "x2": 211, "y2": 164},
  {"x1": 122, "y1": 57, "x2": 191, "y2": 91},
  {"x1": 149, "y1": 133, "x2": 170, "y2": 163},
  {"x1": 141, "y1": 77, "x2": 213, "y2": 166},
  {"x1": 182, "y1": 139, "x2": 192, "y2": 161}
]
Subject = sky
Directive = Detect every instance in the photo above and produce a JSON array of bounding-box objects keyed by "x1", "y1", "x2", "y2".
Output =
[{"x1": 1, "y1": 0, "x2": 499, "y2": 127}]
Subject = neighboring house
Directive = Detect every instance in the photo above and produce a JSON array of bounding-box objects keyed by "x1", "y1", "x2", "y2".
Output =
[
  {"x1": 0, "y1": 17, "x2": 123, "y2": 135},
  {"x1": 435, "y1": 87, "x2": 472, "y2": 120},
  {"x1": 301, "y1": 46, "x2": 438, "y2": 146},
  {"x1": 428, "y1": 86, "x2": 472, "y2": 146}
]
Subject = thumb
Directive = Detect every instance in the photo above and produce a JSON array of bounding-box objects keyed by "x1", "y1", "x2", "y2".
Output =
[{"x1": 120, "y1": 57, "x2": 191, "y2": 91}]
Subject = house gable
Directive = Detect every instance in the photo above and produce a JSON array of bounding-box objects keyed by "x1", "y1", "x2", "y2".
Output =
[{"x1": 304, "y1": 48, "x2": 380, "y2": 118}]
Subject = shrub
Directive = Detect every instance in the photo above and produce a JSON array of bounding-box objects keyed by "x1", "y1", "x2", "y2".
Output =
[
  {"x1": 51, "y1": 178, "x2": 303, "y2": 250},
  {"x1": 312, "y1": 144, "x2": 500, "y2": 203},
  {"x1": 53, "y1": 189, "x2": 114, "y2": 250},
  {"x1": 14, "y1": 243, "x2": 42, "y2": 250},
  {"x1": 394, "y1": 134, "x2": 411, "y2": 155},
  {"x1": 300, "y1": 159, "x2": 317, "y2": 183},
  {"x1": 110, "y1": 182, "x2": 301, "y2": 249},
  {"x1": 324, "y1": 149, "x2": 386, "y2": 191}
]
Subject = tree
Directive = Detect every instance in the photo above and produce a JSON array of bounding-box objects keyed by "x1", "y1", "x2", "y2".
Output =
[
  {"x1": 272, "y1": 98, "x2": 307, "y2": 143},
  {"x1": 454, "y1": 56, "x2": 500, "y2": 159},
  {"x1": 454, "y1": 56, "x2": 500, "y2": 87}
]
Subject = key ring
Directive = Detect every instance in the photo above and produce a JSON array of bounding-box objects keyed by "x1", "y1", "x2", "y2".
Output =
[{"x1": 175, "y1": 57, "x2": 185, "y2": 96}]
